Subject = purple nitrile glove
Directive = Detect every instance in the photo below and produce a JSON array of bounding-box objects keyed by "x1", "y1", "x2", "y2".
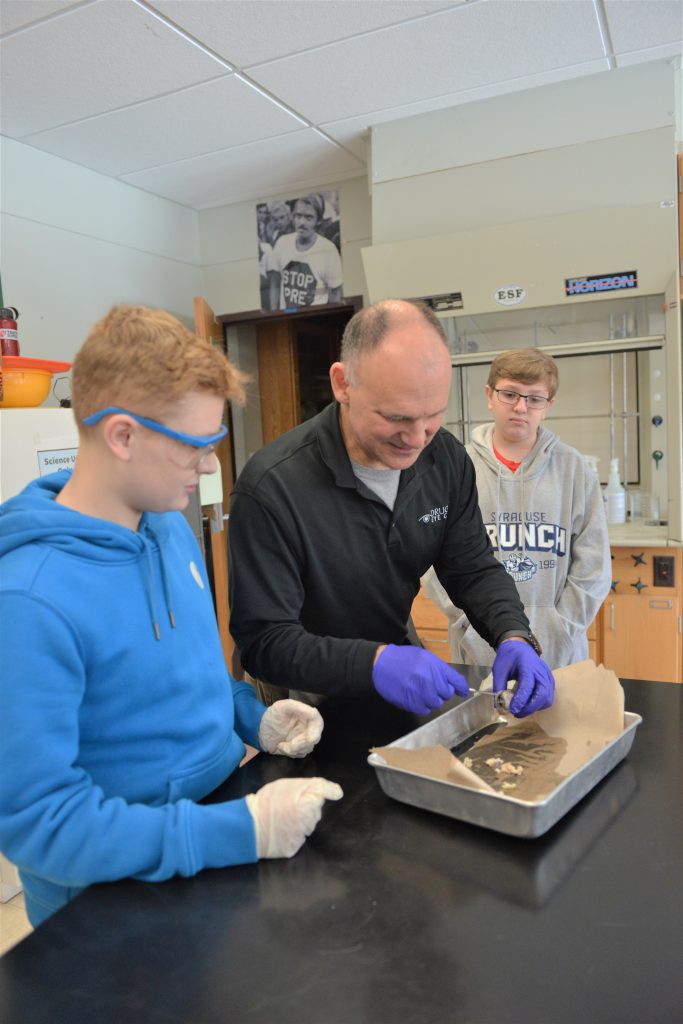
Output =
[
  {"x1": 492, "y1": 640, "x2": 555, "y2": 718},
  {"x1": 372, "y1": 645, "x2": 470, "y2": 715}
]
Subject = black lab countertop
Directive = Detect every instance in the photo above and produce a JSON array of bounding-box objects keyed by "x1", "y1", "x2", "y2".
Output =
[{"x1": 1, "y1": 672, "x2": 681, "y2": 1024}]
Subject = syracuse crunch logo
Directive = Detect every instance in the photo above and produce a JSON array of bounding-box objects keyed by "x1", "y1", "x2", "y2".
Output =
[
  {"x1": 419, "y1": 505, "x2": 448, "y2": 524},
  {"x1": 502, "y1": 552, "x2": 537, "y2": 583}
]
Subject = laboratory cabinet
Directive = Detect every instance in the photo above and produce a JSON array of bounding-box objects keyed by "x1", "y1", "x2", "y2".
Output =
[
  {"x1": 601, "y1": 594, "x2": 680, "y2": 683},
  {"x1": 600, "y1": 546, "x2": 682, "y2": 684}
]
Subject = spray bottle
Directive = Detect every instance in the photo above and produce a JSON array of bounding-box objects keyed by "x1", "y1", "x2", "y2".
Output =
[{"x1": 604, "y1": 457, "x2": 626, "y2": 524}]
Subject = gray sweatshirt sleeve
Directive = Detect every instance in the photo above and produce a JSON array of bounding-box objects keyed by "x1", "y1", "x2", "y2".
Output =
[{"x1": 554, "y1": 467, "x2": 611, "y2": 641}]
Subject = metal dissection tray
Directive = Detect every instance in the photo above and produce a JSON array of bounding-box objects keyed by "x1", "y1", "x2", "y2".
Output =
[{"x1": 368, "y1": 691, "x2": 642, "y2": 838}]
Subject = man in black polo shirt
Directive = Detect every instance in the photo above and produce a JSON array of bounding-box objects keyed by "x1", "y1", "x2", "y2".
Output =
[{"x1": 229, "y1": 299, "x2": 554, "y2": 718}]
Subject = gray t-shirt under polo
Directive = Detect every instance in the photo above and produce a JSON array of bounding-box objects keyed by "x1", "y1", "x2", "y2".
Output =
[{"x1": 351, "y1": 460, "x2": 401, "y2": 511}]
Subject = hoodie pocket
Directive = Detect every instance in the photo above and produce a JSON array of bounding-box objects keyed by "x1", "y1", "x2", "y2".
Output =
[
  {"x1": 167, "y1": 733, "x2": 245, "y2": 803},
  {"x1": 530, "y1": 606, "x2": 586, "y2": 670}
]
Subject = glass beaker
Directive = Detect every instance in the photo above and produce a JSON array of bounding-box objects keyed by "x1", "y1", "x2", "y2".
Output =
[{"x1": 641, "y1": 494, "x2": 660, "y2": 527}]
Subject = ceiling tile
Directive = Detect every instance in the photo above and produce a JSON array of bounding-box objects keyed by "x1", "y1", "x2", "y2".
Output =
[
  {"x1": 120, "y1": 129, "x2": 365, "y2": 209},
  {"x1": 247, "y1": 1, "x2": 605, "y2": 124},
  {"x1": 0, "y1": 0, "x2": 227, "y2": 137},
  {"x1": 25, "y1": 75, "x2": 306, "y2": 176},
  {"x1": 149, "y1": 0, "x2": 460, "y2": 67},
  {"x1": 604, "y1": 0, "x2": 682, "y2": 56},
  {"x1": 0, "y1": 0, "x2": 78, "y2": 35},
  {"x1": 1, "y1": 0, "x2": 680, "y2": 213}
]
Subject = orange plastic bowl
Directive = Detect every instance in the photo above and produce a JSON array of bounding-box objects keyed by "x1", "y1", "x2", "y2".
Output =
[{"x1": 0, "y1": 356, "x2": 72, "y2": 408}]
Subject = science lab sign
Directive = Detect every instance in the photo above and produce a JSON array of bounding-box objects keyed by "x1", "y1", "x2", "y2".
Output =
[
  {"x1": 494, "y1": 285, "x2": 527, "y2": 307},
  {"x1": 565, "y1": 270, "x2": 638, "y2": 297},
  {"x1": 38, "y1": 446, "x2": 78, "y2": 475}
]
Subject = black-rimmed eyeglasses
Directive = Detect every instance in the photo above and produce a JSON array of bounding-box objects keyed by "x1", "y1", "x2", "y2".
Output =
[{"x1": 493, "y1": 389, "x2": 550, "y2": 410}]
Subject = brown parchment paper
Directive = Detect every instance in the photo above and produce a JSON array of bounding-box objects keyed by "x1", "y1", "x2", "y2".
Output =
[
  {"x1": 369, "y1": 744, "x2": 495, "y2": 793},
  {"x1": 371, "y1": 660, "x2": 625, "y2": 802}
]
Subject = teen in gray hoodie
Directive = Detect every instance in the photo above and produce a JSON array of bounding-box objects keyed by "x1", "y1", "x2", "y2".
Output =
[{"x1": 423, "y1": 348, "x2": 611, "y2": 670}]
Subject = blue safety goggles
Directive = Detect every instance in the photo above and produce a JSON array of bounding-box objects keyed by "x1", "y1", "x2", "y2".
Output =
[{"x1": 82, "y1": 407, "x2": 229, "y2": 447}]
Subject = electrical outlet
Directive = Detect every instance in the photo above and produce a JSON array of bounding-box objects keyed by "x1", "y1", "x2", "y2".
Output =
[{"x1": 653, "y1": 555, "x2": 675, "y2": 587}]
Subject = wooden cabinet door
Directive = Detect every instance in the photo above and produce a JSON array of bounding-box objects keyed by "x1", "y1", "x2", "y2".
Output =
[
  {"x1": 679, "y1": 154, "x2": 683, "y2": 298},
  {"x1": 602, "y1": 595, "x2": 681, "y2": 682},
  {"x1": 256, "y1": 320, "x2": 300, "y2": 444},
  {"x1": 586, "y1": 613, "x2": 601, "y2": 667},
  {"x1": 193, "y1": 296, "x2": 236, "y2": 673},
  {"x1": 410, "y1": 586, "x2": 451, "y2": 663}
]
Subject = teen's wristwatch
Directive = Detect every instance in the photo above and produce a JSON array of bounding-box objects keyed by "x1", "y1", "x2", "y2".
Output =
[{"x1": 497, "y1": 630, "x2": 543, "y2": 656}]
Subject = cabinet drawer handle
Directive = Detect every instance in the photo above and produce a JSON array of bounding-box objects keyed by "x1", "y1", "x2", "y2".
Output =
[
  {"x1": 648, "y1": 599, "x2": 673, "y2": 610},
  {"x1": 609, "y1": 604, "x2": 615, "y2": 630}
]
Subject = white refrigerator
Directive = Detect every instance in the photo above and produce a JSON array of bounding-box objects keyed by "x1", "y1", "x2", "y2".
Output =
[{"x1": 0, "y1": 407, "x2": 79, "y2": 503}]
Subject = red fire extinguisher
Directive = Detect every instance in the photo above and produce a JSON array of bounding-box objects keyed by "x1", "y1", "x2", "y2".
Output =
[{"x1": 0, "y1": 307, "x2": 20, "y2": 356}]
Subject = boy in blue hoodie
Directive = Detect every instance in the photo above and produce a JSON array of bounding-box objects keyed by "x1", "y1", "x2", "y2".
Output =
[{"x1": 0, "y1": 305, "x2": 342, "y2": 927}]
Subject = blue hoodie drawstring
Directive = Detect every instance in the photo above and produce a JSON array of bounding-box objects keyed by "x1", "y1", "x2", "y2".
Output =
[
  {"x1": 141, "y1": 540, "x2": 162, "y2": 641},
  {"x1": 140, "y1": 527, "x2": 176, "y2": 640},
  {"x1": 156, "y1": 537, "x2": 176, "y2": 630}
]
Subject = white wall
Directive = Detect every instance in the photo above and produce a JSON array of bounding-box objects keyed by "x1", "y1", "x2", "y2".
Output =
[
  {"x1": 0, "y1": 138, "x2": 202, "y2": 404},
  {"x1": 197, "y1": 176, "x2": 372, "y2": 314}
]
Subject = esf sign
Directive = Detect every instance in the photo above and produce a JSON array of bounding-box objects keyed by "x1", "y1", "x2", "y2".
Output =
[
  {"x1": 494, "y1": 285, "x2": 527, "y2": 306},
  {"x1": 565, "y1": 270, "x2": 637, "y2": 296}
]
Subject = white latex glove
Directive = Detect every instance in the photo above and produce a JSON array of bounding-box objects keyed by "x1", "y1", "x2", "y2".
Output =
[
  {"x1": 245, "y1": 777, "x2": 343, "y2": 858},
  {"x1": 258, "y1": 699, "x2": 324, "y2": 758}
]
